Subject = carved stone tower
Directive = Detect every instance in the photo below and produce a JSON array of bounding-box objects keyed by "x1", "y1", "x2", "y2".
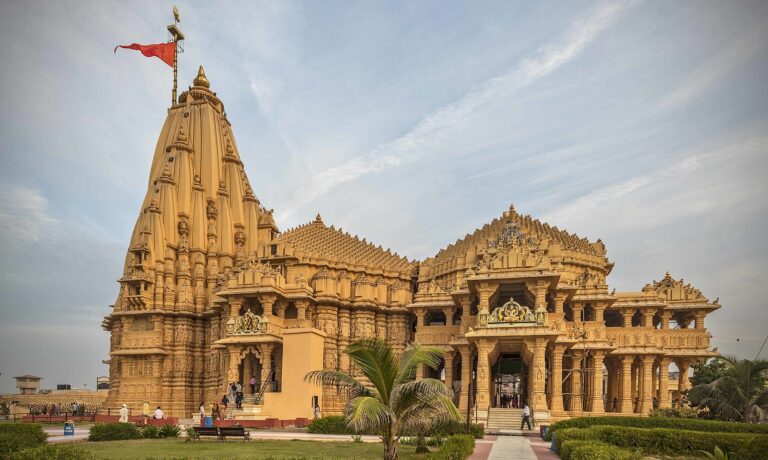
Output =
[{"x1": 102, "y1": 67, "x2": 278, "y2": 416}]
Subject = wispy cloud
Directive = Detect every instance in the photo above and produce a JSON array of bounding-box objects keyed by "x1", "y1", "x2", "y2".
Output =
[
  {"x1": 0, "y1": 184, "x2": 59, "y2": 242},
  {"x1": 279, "y1": 1, "x2": 637, "y2": 221}
]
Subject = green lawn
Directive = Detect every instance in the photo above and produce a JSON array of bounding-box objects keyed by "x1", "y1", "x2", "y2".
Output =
[{"x1": 78, "y1": 438, "x2": 431, "y2": 459}]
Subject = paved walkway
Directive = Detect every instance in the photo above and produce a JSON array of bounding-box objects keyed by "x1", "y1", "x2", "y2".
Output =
[{"x1": 469, "y1": 434, "x2": 558, "y2": 460}]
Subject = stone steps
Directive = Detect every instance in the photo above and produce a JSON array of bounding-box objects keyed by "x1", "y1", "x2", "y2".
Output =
[{"x1": 486, "y1": 408, "x2": 525, "y2": 431}]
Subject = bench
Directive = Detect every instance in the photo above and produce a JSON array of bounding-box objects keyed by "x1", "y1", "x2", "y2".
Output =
[
  {"x1": 190, "y1": 427, "x2": 222, "y2": 442},
  {"x1": 219, "y1": 426, "x2": 251, "y2": 441},
  {"x1": 189, "y1": 426, "x2": 251, "y2": 442}
]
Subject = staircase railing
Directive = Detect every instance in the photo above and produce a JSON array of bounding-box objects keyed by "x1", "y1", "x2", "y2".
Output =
[{"x1": 254, "y1": 368, "x2": 275, "y2": 405}]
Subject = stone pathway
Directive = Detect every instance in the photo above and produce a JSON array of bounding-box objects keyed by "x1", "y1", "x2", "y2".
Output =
[{"x1": 469, "y1": 434, "x2": 559, "y2": 460}]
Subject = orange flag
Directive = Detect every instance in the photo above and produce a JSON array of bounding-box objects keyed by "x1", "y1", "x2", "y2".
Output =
[{"x1": 114, "y1": 42, "x2": 175, "y2": 67}]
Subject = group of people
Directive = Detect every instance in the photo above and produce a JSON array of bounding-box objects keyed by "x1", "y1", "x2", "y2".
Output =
[
  {"x1": 498, "y1": 393, "x2": 522, "y2": 408},
  {"x1": 117, "y1": 402, "x2": 164, "y2": 423}
]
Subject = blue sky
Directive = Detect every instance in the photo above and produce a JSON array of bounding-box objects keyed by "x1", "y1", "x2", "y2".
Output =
[{"x1": 0, "y1": 0, "x2": 767, "y2": 392}]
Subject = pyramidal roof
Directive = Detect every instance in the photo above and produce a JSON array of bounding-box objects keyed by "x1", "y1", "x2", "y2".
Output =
[
  {"x1": 124, "y1": 66, "x2": 274, "y2": 271},
  {"x1": 431, "y1": 204, "x2": 605, "y2": 266},
  {"x1": 275, "y1": 213, "x2": 414, "y2": 276}
]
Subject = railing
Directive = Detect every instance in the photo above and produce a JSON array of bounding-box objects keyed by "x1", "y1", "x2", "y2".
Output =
[{"x1": 254, "y1": 367, "x2": 276, "y2": 405}]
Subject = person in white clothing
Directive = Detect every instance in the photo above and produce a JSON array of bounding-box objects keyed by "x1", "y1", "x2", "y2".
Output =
[
  {"x1": 199, "y1": 402, "x2": 206, "y2": 426},
  {"x1": 118, "y1": 404, "x2": 129, "y2": 423},
  {"x1": 154, "y1": 406, "x2": 164, "y2": 420},
  {"x1": 520, "y1": 403, "x2": 532, "y2": 430}
]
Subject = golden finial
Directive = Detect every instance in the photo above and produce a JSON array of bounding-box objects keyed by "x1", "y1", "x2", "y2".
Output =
[{"x1": 193, "y1": 65, "x2": 210, "y2": 88}]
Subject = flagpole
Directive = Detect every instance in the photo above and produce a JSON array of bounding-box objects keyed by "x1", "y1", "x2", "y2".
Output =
[{"x1": 168, "y1": 6, "x2": 184, "y2": 107}]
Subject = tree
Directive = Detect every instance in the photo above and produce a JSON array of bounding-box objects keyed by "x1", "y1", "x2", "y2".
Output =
[
  {"x1": 690, "y1": 358, "x2": 728, "y2": 386},
  {"x1": 688, "y1": 356, "x2": 768, "y2": 422},
  {"x1": 305, "y1": 339, "x2": 461, "y2": 460}
]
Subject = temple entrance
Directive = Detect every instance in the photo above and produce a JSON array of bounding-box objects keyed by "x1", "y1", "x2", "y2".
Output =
[
  {"x1": 491, "y1": 353, "x2": 527, "y2": 408},
  {"x1": 238, "y1": 351, "x2": 262, "y2": 395}
]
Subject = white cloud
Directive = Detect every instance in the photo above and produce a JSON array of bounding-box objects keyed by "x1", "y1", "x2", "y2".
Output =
[
  {"x1": 0, "y1": 184, "x2": 59, "y2": 242},
  {"x1": 278, "y1": 1, "x2": 638, "y2": 221}
]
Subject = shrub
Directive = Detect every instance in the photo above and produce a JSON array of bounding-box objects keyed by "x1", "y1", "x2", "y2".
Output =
[
  {"x1": 569, "y1": 425, "x2": 760, "y2": 456},
  {"x1": 544, "y1": 416, "x2": 768, "y2": 440},
  {"x1": 558, "y1": 440, "x2": 641, "y2": 460},
  {"x1": 0, "y1": 424, "x2": 46, "y2": 457},
  {"x1": 426, "y1": 420, "x2": 484, "y2": 440},
  {"x1": 737, "y1": 435, "x2": 768, "y2": 460},
  {"x1": 7, "y1": 445, "x2": 94, "y2": 460},
  {"x1": 88, "y1": 423, "x2": 142, "y2": 441},
  {"x1": 141, "y1": 424, "x2": 159, "y2": 439},
  {"x1": 428, "y1": 434, "x2": 475, "y2": 460},
  {"x1": 158, "y1": 424, "x2": 180, "y2": 438},
  {"x1": 307, "y1": 415, "x2": 354, "y2": 434},
  {"x1": 649, "y1": 407, "x2": 699, "y2": 418}
]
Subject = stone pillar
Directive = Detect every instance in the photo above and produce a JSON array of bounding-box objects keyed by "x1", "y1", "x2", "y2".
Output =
[
  {"x1": 227, "y1": 348, "x2": 240, "y2": 391},
  {"x1": 459, "y1": 347, "x2": 472, "y2": 414},
  {"x1": 275, "y1": 300, "x2": 286, "y2": 318},
  {"x1": 475, "y1": 343, "x2": 491, "y2": 412},
  {"x1": 444, "y1": 351, "x2": 454, "y2": 390},
  {"x1": 415, "y1": 308, "x2": 426, "y2": 328},
  {"x1": 694, "y1": 312, "x2": 705, "y2": 330},
  {"x1": 458, "y1": 298, "x2": 472, "y2": 334},
  {"x1": 658, "y1": 356, "x2": 670, "y2": 408},
  {"x1": 338, "y1": 308, "x2": 351, "y2": 373},
  {"x1": 550, "y1": 344, "x2": 565, "y2": 414},
  {"x1": 622, "y1": 310, "x2": 633, "y2": 327},
  {"x1": 229, "y1": 297, "x2": 242, "y2": 320},
  {"x1": 642, "y1": 310, "x2": 653, "y2": 328},
  {"x1": 531, "y1": 339, "x2": 548, "y2": 413},
  {"x1": 572, "y1": 304, "x2": 584, "y2": 323},
  {"x1": 620, "y1": 356, "x2": 633, "y2": 414},
  {"x1": 296, "y1": 300, "x2": 308, "y2": 321},
  {"x1": 261, "y1": 296, "x2": 275, "y2": 317},
  {"x1": 570, "y1": 351, "x2": 583, "y2": 415},
  {"x1": 591, "y1": 351, "x2": 605, "y2": 414},
  {"x1": 639, "y1": 355, "x2": 654, "y2": 414},
  {"x1": 631, "y1": 361, "x2": 638, "y2": 412},
  {"x1": 660, "y1": 310, "x2": 670, "y2": 329},
  {"x1": 240, "y1": 354, "x2": 253, "y2": 394},
  {"x1": 677, "y1": 359, "x2": 690, "y2": 392},
  {"x1": 260, "y1": 344, "x2": 273, "y2": 392}
]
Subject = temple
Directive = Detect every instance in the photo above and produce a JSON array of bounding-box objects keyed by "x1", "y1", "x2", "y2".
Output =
[{"x1": 102, "y1": 67, "x2": 720, "y2": 427}]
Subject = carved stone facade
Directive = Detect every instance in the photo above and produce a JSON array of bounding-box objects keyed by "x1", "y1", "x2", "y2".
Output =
[{"x1": 104, "y1": 68, "x2": 720, "y2": 423}]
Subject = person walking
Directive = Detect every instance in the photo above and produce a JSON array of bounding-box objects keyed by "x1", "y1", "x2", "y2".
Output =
[
  {"x1": 119, "y1": 404, "x2": 129, "y2": 423},
  {"x1": 142, "y1": 401, "x2": 150, "y2": 425},
  {"x1": 313, "y1": 404, "x2": 321, "y2": 420},
  {"x1": 520, "y1": 403, "x2": 532, "y2": 430},
  {"x1": 199, "y1": 402, "x2": 206, "y2": 426},
  {"x1": 249, "y1": 376, "x2": 257, "y2": 394}
]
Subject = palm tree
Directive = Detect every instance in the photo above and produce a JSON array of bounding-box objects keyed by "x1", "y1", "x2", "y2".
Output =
[
  {"x1": 305, "y1": 339, "x2": 462, "y2": 460},
  {"x1": 688, "y1": 356, "x2": 768, "y2": 422}
]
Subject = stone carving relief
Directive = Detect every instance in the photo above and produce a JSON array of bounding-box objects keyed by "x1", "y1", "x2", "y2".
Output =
[
  {"x1": 487, "y1": 298, "x2": 535, "y2": 324},
  {"x1": 227, "y1": 309, "x2": 268, "y2": 335}
]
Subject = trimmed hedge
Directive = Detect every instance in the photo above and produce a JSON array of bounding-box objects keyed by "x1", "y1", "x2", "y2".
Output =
[
  {"x1": 0, "y1": 424, "x2": 46, "y2": 457},
  {"x1": 427, "y1": 434, "x2": 475, "y2": 460},
  {"x1": 544, "y1": 416, "x2": 768, "y2": 440},
  {"x1": 737, "y1": 434, "x2": 768, "y2": 460},
  {"x1": 88, "y1": 423, "x2": 142, "y2": 441},
  {"x1": 307, "y1": 416, "x2": 484, "y2": 439},
  {"x1": 307, "y1": 416, "x2": 357, "y2": 434},
  {"x1": 558, "y1": 440, "x2": 641, "y2": 460},
  {"x1": 555, "y1": 426, "x2": 763, "y2": 457},
  {"x1": 7, "y1": 445, "x2": 94, "y2": 460}
]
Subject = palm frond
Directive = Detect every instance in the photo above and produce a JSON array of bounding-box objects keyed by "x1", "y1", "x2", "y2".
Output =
[
  {"x1": 396, "y1": 343, "x2": 444, "y2": 384},
  {"x1": 347, "y1": 339, "x2": 399, "y2": 405},
  {"x1": 304, "y1": 370, "x2": 369, "y2": 397},
  {"x1": 392, "y1": 378, "x2": 454, "y2": 414},
  {"x1": 347, "y1": 395, "x2": 393, "y2": 433}
]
